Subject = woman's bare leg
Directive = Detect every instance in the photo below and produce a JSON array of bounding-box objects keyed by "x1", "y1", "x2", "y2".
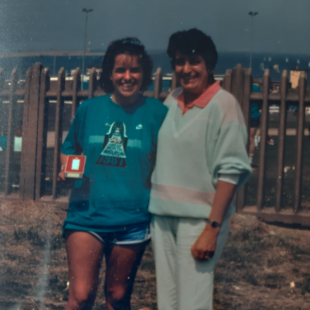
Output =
[
  {"x1": 65, "y1": 231, "x2": 104, "y2": 310},
  {"x1": 249, "y1": 127, "x2": 258, "y2": 159},
  {"x1": 104, "y1": 242, "x2": 148, "y2": 310}
]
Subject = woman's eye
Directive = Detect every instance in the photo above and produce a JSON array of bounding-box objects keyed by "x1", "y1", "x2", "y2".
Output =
[
  {"x1": 130, "y1": 68, "x2": 142, "y2": 73},
  {"x1": 175, "y1": 58, "x2": 186, "y2": 66},
  {"x1": 189, "y1": 58, "x2": 201, "y2": 65},
  {"x1": 114, "y1": 68, "x2": 126, "y2": 73}
]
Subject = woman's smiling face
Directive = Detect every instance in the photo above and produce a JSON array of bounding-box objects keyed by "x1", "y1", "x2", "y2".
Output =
[
  {"x1": 174, "y1": 51, "x2": 210, "y2": 95},
  {"x1": 110, "y1": 54, "x2": 143, "y2": 101}
]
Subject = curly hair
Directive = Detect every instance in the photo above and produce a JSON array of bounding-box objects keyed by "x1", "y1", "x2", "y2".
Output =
[
  {"x1": 167, "y1": 28, "x2": 218, "y2": 73},
  {"x1": 99, "y1": 37, "x2": 153, "y2": 93}
]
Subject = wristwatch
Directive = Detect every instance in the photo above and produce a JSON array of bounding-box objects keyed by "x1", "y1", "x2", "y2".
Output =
[{"x1": 206, "y1": 219, "x2": 222, "y2": 228}]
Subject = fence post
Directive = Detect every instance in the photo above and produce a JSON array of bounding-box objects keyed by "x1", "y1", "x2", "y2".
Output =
[
  {"x1": 257, "y1": 69, "x2": 270, "y2": 210},
  {"x1": 19, "y1": 67, "x2": 32, "y2": 198},
  {"x1": 0, "y1": 69, "x2": 5, "y2": 137},
  {"x1": 294, "y1": 71, "x2": 307, "y2": 213},
  {"x1": 4, "y1": 68, "x2": 18, "y2": 196},
  {"x1": 88, "y1": 67, "x2": 96, "y2": 99},
  {"x1": 52, "y1": 67, "x2": 65, "y2": 199},
  {"x1": 0, "y1": 69, "x2": 4, "y2": 137},
  {"x1": 0, "y1": 69, "x2": 4, "y2": 94},
  {"x1": 276, "y1": 70, "x2": 288, "y2": 212},
  {"x1": 19, "y1": 63, "x2": 43, "y2": 200},
  {"x1": 170, "y1": 72, "x2": 177, "y2": 91},
  {"x1": 230, "y1": 65, "x2": 244, "y2": 108},
  {"x1": 71, "y1": 68, "x2": 81, "y2": 121},
  {"x1": 242, "y1": 68, "x2": 252, "y2": 149},
  {"x1": 230, "y1": 65, "x2": 245, "y2": 212},
  {"x1": 234, "y1": 68, "x2": 252, "y2": 212},
  {"x1": 223, "y1": 69, "x2": 232, "y2": 92},
  {"x1": 154, "y1": 68, "x2": 162, "y2": 99},
  {"x1": 35, "y1": 68, "x2": 50, "y2": 200}
]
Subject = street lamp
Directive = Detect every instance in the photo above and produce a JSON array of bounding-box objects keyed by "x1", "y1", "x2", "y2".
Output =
[
  {"x1": 82, "y1": 8, "x2": 93, "y2": 89},
  {"x1": 249, "y1": 11, "x2": 258, "y2": 70}
]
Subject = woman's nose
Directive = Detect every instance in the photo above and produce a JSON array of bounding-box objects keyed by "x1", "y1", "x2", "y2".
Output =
[
  {"x1": 124, "y1": 70, "x2": 131, "y2": 80},
  {"x1": 183, "y1": 61, "x2": 191, "y2": 73}
]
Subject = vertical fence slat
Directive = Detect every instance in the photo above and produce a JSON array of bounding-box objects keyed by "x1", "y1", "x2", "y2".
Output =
[
  {"x1": 19, "y1": 67, "x2": 32, "y2": 198},
  {"x1": 257, "y1": 69, "x2": 270, "y2": 210},
  {"x1": 88, "y1": 67, "x2": 96, "y2": 99},
  {"x1": 0, "y1": 68, "x2": 3, "y2": 86},
  {"x1": 230, "y1": 65, "x2": 245, "y2": 211},
  {"x1": 243, "y1": 68, "x2": 252, "y2": 148},
  {"x1": 231, "y1": 65, "x2": 244, "y2": 109},
  {"x1": 4, "y1": 68, "x2": 18, "y2": 196},
  {"x1": 35, "y1": 68, "x2": 50, "y2": 200},
  {"x1": 0, "y1": 69, "x2": 4, "y2": 137},
  {"x1": 20, "y1": 63, "x2": 42, "y2": 200},
  {"x1": 154, "y1": 68, "x2": 162, "y2": 99},
  {"x1": 0, "y1": 69, "x2": 5, "y2": 139},
  {"x1": 276, "y1": 70, "x2": 288, "y2": 212},
  {"x1": 294, "y1": 72, "x2": 306, "y2": 213},
  {"x1": 0, "y1": 68, "x2": 4, "y2": 93},
  {"x1": 223, "y1": 69, "x2": 232, "y2": 92},
  {"x1": 52, "y1": 68, "x2": 65, "y2": 199},
  {"x1": 170, "y1": 72, "x2": 177, "y2": 91},
  {"x1": 71, "y1": 67, "x2": 81, "y2": 121},
  {"x1": 235, "y1": 69, "x2": 252, "y2": 212}
]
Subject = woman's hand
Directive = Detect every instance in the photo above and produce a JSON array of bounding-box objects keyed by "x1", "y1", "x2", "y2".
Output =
[
  {"x1": 191, "y1": 181, "x2": 236, "y2": 261},
  {"x1": 58, "y1": 153, "x2": 68, "y2": 181},
  {"x1": 57, "y1": 166, "x2": 66, "y2": 181},
  {"x1": 191, "y1": 225, "x2": 220, "y2": 260}
]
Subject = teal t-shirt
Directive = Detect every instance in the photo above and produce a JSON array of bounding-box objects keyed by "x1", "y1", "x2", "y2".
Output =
[
  {"x1": 251, "y1": 84, "x2": 261, "y2": 119},
  {"x1": 61, "y1": 95, "x2": 168, "y2": 232}
]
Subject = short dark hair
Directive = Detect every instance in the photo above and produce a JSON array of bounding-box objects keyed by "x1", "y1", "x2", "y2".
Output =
[
  {"x1": 99, "y1": 37, "x2": 153, "y2": 93},
  {"x1": 167, "y1": 28, "x2": 218, "y2": 72}
]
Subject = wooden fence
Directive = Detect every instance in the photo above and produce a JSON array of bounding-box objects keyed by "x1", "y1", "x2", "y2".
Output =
[{"x1": 0, "y1": 63, "x2": 310, "y2": 225}]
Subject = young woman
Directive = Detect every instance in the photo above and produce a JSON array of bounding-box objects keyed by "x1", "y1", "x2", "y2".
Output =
[
  {"x1": 149, "y1": 29, "x2": 252, "y2": 310},
  {"x1": 58, "y1": 38, "x2": 167, "y2": 310}
]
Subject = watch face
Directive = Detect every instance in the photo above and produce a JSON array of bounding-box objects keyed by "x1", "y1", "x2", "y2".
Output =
[
  {"x1": 211, "y1": 222, "x2": 220, "y2": 228},
  {"x1": 208, "y1": 220, "x2": 221, "y2": 228}
]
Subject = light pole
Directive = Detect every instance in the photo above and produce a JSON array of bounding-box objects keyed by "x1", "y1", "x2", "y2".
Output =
[
  {"x1": 82, "y1": 8, "x2": 93, "y2": 89},
  {"x1": 249, "y1": 11, "x2": 258, "y2": 70}
]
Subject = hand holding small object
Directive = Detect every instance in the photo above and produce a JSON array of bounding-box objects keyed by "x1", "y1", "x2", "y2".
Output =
[{"x1": 58, "y1": 165, "x2": 66, "y2": 181}]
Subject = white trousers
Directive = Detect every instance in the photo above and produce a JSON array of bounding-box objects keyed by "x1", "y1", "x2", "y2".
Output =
[{"x1": 151, "y1": 215, "x2": 229, "y2": 310}]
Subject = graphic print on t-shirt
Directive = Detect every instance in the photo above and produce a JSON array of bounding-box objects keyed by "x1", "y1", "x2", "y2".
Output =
[{"x1": 96, "y1": 122, "x2": 128, "y2": 168}]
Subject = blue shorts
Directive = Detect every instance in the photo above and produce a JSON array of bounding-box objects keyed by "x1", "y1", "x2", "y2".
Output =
[
  {"x1": 64, "y1": 222, "x2": 151, "y2": 245},
  {"x1": 250, "y1": 117, "x2": 260, "y2": 128}
]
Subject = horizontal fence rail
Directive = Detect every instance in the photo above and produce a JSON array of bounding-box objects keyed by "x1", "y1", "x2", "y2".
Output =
[{"x1": 0, "y1": 63, "x2": 310, "y2": 225}]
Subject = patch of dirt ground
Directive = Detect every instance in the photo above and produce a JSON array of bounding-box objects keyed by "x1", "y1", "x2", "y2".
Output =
[{"x1": 0, "y1": 200, "x2": 310, "y2": 310}]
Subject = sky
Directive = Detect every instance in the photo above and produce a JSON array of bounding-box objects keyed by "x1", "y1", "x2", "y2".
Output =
[{"x1": 0, "y1": 0, "x2": 310, "y2": 55}]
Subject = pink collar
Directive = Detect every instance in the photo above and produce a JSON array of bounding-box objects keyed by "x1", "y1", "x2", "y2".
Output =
[{"x1": 177, "y1": 81, "x2": 221, "y2": 114}]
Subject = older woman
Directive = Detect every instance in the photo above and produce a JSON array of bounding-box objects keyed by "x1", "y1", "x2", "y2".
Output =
[
  {"x1": 58, "y1": 38, "x2": 167, "y2": 310},
  {"x1": 149, "y1": 29, "x2": 252, "y2": 310}
]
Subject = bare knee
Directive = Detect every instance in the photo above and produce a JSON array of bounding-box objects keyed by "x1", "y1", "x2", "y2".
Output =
[
  {"x1": 106, "y1": 285, "x2": 130, "y2": 310},
  {"x1": 66, "y1": 284, "x2": 96, "y2": 310}
]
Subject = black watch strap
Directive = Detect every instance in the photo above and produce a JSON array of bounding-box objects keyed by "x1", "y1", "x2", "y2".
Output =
[{"x1": 206, "y1": 219, "x2": 222, "y2": 228}]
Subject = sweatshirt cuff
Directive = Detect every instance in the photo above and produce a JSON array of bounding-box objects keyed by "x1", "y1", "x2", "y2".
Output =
[{"x1": 219, "y1": 174, "x2": 240, "y2": 185}]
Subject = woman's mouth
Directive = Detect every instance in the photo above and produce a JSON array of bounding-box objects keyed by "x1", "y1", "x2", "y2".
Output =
[
  {"x1": 120, "y1": 82, "x2": 135, "y2": 90},
  {"x1": 182, "y1": 75, "x2": 198, "y2": 83}
]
